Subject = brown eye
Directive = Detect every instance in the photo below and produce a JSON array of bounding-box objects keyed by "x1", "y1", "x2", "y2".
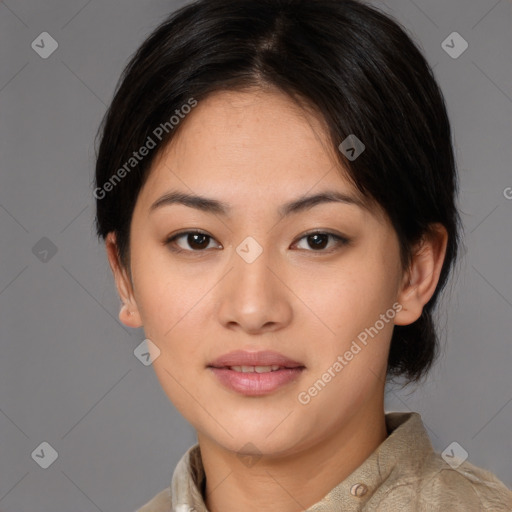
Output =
[
  {"x1": 306, "y1": 233, "x2": 329, "y2": 250},
  {"x1": 185, "y1": 233, "x2": 210, "y2": 250},
  {"x1": 294, "y1": 231, "x2": 350, "y2": 252},
  {"x1": 165, "y1": 230, "x2": 350, "y2": 255},
  {"x1": 165, "y1": 230, "x2": 221, "y2": 253}
]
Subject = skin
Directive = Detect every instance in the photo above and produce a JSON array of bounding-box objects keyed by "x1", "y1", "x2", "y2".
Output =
[{"x1": 106, "y1": 87, "x2": 448, "y2": 512}]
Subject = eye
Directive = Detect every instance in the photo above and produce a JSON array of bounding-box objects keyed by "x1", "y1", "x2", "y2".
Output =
[
  {"x1": 164, "y1": 230, "x2": 350, "y2": 255},
  {"x1": 293, "y1": 231, "x2": 350, "y2": 252},
  {"x1": 165, "y1": 230, "x2": 221, "y2": 254}
]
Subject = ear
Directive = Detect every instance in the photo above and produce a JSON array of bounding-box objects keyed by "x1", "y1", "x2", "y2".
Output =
[
  {"x1": 394, "y1": 223, "x2": 448, "y2": 326},
  {"x1": 105, "y1": 232, "x2": 143, "y2": 328}
]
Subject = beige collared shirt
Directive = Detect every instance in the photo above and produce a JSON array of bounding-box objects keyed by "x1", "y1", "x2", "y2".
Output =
[{"x1": 136, "y1": 411, "x2": 512, "y2": 511}]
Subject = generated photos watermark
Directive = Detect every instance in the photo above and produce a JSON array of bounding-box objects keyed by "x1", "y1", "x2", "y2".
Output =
[
  {"x1": 297, "y1": 301, "x2": 403, "y2": 405},
  {"x1": 93, "y1": 98, "x2": 198, "y2": 200}
]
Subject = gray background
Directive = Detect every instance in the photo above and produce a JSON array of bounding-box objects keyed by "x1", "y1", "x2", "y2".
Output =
[{"x1": 0, "y1": 0, "x2": 511, "y2": 510}]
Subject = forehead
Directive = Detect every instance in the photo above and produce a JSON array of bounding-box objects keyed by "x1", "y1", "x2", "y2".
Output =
[
  {"x1": 165, "y1": 89, "x2": 336, "y2": 174},
  {"x1": 136, "y1": 88, "x2": 378, "y2": 219}
]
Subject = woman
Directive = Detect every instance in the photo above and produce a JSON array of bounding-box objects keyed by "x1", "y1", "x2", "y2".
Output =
[{"x1": 93, "y1": 0, "x2": 512, "y2": 510}]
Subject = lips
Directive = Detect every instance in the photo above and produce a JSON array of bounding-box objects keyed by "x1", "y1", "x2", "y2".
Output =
[
  {"x1": 207, "y1": 350, "x2": 304, "y2": 370},
  {"x1": 207, "y1": 350, "x2": 305, "y2": 395}
]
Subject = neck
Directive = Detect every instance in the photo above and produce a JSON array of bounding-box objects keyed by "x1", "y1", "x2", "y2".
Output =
[{"x1": 197, "y1": 402, "x2": 388, "y2": 512}]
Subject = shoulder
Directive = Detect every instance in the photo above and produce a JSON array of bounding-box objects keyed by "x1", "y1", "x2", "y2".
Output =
[
  {"x1": 372, "y1": 412, "x2": 512, "y2": 511},
  {"x1": 369, "y1": 444, "x2": 512, "y2": 511},
  {"x1": 414, "y1": 453, "x2": 512, "y2": 511},
  {"x1": 135, "y1": 487, "x2": 172, "y2": 512}
]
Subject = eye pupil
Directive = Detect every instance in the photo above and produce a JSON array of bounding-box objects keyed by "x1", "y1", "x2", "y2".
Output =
[
  {"x1": 308, "y1": 234, "x2": 328, "y2": 250},
  {"x1": 189, "y1": 233, "x2": 209, "y2": 249}
]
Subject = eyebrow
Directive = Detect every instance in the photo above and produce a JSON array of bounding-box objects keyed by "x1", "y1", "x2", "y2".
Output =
[{"x1": 149, "y1": 189, "x2": 367, "y2": 218}]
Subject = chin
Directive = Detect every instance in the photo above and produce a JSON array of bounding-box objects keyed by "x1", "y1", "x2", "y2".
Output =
[{"x1": 203, "y1": 418, "x2": 309, "y2": 458}]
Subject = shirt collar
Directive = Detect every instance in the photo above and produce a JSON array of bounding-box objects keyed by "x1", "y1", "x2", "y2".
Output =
[{"x1": 171, "y1": 412, "x2": 433, "y2": 512}]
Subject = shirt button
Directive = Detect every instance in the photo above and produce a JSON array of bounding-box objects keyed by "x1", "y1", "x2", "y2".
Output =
[{"x1": 350, "y1": 483, "x2": 368, "y2": 497}]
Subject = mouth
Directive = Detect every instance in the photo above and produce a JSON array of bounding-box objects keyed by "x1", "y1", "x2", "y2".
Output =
[
  {"x1": 207, "y1": 349, "x2": 304, "y2": 370},
  {"x1": 222, "y1": 365, "x2": 294, "y2": 373},
  {"x1": 207, "y1": 351, "x2": 305, "y2": 395}
]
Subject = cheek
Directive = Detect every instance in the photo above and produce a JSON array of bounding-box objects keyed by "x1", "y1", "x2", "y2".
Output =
[
  {"x1": 293, "y1": 255, "x2": 398, "y2": 378},
  {"x1": 132, "y1": 248, "x2": 206, "y2": 331},
  {"x1": 138, "y1": 271, "x2": 208, "y2": 411},
  {"x1": 296, "y1": 261, "x2": 396, "y2": 334},
  {"x1": 131, "y1": 275, "x2": 209, "y2": 388}
]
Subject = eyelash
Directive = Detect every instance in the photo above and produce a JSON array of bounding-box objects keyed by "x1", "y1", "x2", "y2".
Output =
[{"x1": 164, "y1": 229, "x2": 350, "y2": 255}]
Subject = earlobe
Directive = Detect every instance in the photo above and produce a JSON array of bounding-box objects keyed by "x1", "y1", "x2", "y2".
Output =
[
  {"x1": 105, "y1": 232, "x2": 143, "y2": 329},
  {"x1": 119, "y1": 302, "x2": 143, "y2": 329},
  {"x1": 394, "y1": 224, "x2": 448, "y2": 326}
]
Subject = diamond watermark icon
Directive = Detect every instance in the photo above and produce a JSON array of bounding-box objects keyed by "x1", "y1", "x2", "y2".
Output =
[
  {"x1": 32, "y1": 237, "x2": 58, "y2": 263},
  {"x1": 237, "y1": 442, "x2": 262, "y2": 468},
  {"x1": 134, "y1": 338, "x2": 161, "y2": 366},
  {"x1": 338, "y1": 134, "x2": 365, "y2": 161},
  {"x1": 236, "y1": 236, "x2": 263, "y2": 264},
  {"x1": 441, "y1": 441, "x2": 468, "y2": 469},
  {"x1": 31, "y1": 441, "x2": 58, "y2": 469},
  {"x1": 31, "y1": 32, "x2": 59, "y2": 59},
  {"x1": 441, "y1": 32, "x2": 468, "y2": 59}
]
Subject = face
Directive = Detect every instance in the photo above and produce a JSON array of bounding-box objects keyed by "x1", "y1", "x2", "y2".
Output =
[{"x1": 110, "y1": 88, "x2": 412, "y2": 456}]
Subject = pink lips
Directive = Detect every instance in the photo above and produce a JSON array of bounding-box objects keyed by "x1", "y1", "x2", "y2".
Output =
[
  {"x1": 208, "y1": 350, "x2": 304, "y2": 369},
  {"x1": 207, "y1": 350, "x2": 305, "y2": 396}
]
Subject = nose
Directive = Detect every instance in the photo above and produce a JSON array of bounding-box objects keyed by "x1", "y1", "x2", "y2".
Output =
[{"x1": 216, "y1": 240, "x2": 293, "y2": 335}]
